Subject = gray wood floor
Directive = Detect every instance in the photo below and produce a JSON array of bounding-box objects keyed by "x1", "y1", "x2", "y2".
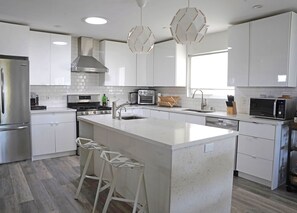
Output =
[{"x1": 0, "y1": 156, "x2": 296, "y2": 213}]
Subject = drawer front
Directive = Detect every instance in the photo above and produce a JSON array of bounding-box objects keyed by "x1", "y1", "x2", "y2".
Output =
[
  {"x1": 239, "y1": 121, "x2": 275, "y2": 140},
  {"x1": 54, "y1": 112, "x2": 76, "y2": 123},
  {"x1": 237, "y1": 153, "x2": 273, "y2": 181},
  {"x1": 238, "y1": 135, "x2": 274, "y2": 161},
  {"x1": 31, "y1": 113, "x2": 54, "y2": 125}
]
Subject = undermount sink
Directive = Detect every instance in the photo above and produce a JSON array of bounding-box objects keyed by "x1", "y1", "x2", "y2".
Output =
[
  {"x1": 183, "y1": 109, "x2": 215, "y2": 113},
  {"x1": 121, "y1": 116, "x2": 146, "y2": 120}
]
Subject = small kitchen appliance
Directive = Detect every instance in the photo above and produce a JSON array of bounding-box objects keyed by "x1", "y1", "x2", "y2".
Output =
[
  {"x1": 250, "y1": 97, "x2": 296, "y2": 120},
  {"x1": 128, "y1": 92, "x2": 138, "y2": 105},
  {"x1": 138, "y1": 89, "x2": 156, "y2": 105}
]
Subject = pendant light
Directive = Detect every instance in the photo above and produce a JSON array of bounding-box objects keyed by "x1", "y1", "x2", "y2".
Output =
[
  {"x1": 127, "y1": 0, "x2": 155, "y2": 54},
  {"x1": 170, "y1": 0, "x2": 208, "y2": 44}
]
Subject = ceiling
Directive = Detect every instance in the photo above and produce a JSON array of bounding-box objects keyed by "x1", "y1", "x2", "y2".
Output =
[{"x1": 0, "y1": 0, "x2": 297, "y2": 42}]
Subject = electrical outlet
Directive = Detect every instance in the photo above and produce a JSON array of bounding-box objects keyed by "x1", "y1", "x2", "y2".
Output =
[{"x1": 204, "y1": 143, "x2": 214, "y2": 153}]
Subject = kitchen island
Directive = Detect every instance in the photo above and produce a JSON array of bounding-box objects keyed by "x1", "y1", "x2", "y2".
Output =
[{"x1": 78, "y1": 115, "x2": 238, "y2": 213}]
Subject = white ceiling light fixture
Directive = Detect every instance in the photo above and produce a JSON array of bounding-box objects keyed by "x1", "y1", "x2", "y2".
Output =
[
  {"x1": 127, "y1": 0, "x2": 155, "y2": 54},
  {"x1": 83, "y1": 17, "x2": 107, "y2": 25},
  {"x1": 52, "y1": 41, "x2": 68, "y2": 45},
  {"x1": 170, "y1": 0, "x2": 208, "y2": 45}
]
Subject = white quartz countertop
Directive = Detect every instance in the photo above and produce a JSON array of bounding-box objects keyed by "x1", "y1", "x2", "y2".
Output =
[
  {"x1": 30, "y1": 107, "x2": 76, "y2": 114},
  {"x1": 126, "y1": 105, "x2": 288, "y2": 125},
  {"x1": 78, "y1": 114, "x2": 238, "y2": 150}
]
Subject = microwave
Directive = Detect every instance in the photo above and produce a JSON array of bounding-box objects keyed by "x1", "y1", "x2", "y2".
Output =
[
  {"x1": 138, "y1": 89, "x2": 155, "y2": 105},
  {"x1": 249, "y1": 98, "x2": 296, "y2": 120}
]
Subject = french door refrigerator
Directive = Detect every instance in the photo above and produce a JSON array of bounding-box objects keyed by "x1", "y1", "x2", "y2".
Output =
[{"x1": 0, "y1": 55, "x2": 31, "y2": 164}]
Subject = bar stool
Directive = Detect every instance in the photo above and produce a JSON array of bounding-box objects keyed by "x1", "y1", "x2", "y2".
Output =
[
  {"x1": 74, "y1": 137, "x2": 111, "y2": 200},
  {"x1": 92, "y1": 150, "x2": 149, "y2": 213}
]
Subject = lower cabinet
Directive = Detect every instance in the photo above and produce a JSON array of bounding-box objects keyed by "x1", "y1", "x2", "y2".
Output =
[
  {"x1": 169, "y1": 112, "x2": 205, "y2": 125},
  {"x1": 31, "y1": 111, "x2": 76, "y2": 159},
  {"x1": 150, "y1": 110, "x2": 169, "y2": 120}
]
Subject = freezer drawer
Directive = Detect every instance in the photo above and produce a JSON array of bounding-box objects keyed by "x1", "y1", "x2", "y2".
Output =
[{"x1": 0, "y1": 124, "x2": 31, "y2": 164}]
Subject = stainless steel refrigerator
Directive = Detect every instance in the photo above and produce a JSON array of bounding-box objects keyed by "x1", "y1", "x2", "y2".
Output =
[{"x1": 0, "y1": 55, "x2": 31, "y2": 164}]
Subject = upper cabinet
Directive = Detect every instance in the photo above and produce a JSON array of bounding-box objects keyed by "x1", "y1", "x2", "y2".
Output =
[
  {"x1": 0, "y1": 22, "x2": 29, "y2": 57},
  {"x1": 228, "y1": 12, "x2": 297, "y2": 87},
  {"x1": 29, "y1": 31, "x2": 71, "y2": 85},
  {"x1": 136, "y1": 52, "x2": 154, "y2": 86},
  {"x1": 99, "y1": 40, "x2": 137, "y2": 86},
  {"x1": 227, "y1": 23, "x2": 249, "y2": 87},
  {"x1": 153, "y1": 40, "x2": 186, "y2": 87}
]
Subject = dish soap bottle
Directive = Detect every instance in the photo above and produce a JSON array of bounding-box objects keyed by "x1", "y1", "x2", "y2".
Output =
[{"x1": 102, "y1": 94, "x2": 107, "y2": 106}]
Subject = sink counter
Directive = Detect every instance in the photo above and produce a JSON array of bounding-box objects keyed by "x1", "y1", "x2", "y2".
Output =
[
  {"x1": 78, "y1": 114, "x2": 237, "y2": 150},
  {"x1": 78, "y1": 115, "x2": 237, "y2": 213}
]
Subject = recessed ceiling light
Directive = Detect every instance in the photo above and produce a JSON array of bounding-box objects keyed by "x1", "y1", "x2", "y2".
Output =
[
  {"x1": 52, "y1": 41, "x2": 67, "y2": 46},
  {"x1": 252, "y1": 4, "x2": 263, "y2": 9},
  {"x1": 83, "y1": 17, "x2": 107, "y2": 25}
]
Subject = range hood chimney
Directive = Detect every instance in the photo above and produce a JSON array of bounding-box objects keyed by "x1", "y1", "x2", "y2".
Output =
[{"x1": 71, "y1": 37, "x2": 108, "y2": 73}]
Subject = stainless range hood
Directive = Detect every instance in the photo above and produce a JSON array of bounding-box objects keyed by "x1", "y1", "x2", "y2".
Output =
[{"x1": 71, "y1": 37, "x2": 108, "y2": 73}]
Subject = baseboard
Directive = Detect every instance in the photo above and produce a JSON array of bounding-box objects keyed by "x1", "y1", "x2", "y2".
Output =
[{"x1": 32, "y1": 151, "x2": 76, "y2": 161}]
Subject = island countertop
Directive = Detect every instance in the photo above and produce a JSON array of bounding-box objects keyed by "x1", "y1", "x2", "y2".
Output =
[{"x1": 78, "y1": 114, "x2": 238, "y2": 150}]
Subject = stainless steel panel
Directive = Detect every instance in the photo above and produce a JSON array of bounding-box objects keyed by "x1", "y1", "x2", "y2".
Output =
[
  {"x1": 0, "y1": 123, "x2": 31, "y2": 164},
  {"x1": 0, "y1": 57, "x2": 29, "y2": 125},
  {"x1": 67, "y1": 94, "x2": 100, "y2": 103}
]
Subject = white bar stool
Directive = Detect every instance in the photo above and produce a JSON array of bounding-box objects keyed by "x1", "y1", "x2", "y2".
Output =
[
  {"x1": 92, "y1": 150, "x2": 149, "y2": 213},
  {"x1": 74, "y1": 137, "x2": 111, "y2": 200}
]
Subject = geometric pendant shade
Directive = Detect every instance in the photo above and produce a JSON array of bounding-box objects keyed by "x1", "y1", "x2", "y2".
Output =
[{"x1": 170, "y1": 6, "x2": 208, "y2": 44}]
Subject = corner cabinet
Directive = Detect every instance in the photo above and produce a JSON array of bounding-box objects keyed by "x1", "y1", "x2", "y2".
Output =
[
  {"x1": 228, "y1": 12, "x2": 297, "y2": 87},
  {"x1": 29, "y1": 31, "x2": 71, "y2": 85},
  {"x1": 31, "y1": 111, "x2": 76, "y2": 160},
  {"x1": 99, "y1": 40, "x2": 137, "y2": 86},
  {"x1": 0, "y1": 22, "x2": 29, "y2": 57},
  {"x1": 153, "y1": 40, "x2": 186, "y2": 87}
]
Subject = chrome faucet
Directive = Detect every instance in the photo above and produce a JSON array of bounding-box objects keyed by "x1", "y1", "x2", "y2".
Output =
[
  {"x1": 112, "y1": 101, "x2": 130, "y2": 119},
  {"x1": 117, "y1": 107, "x2": 127, "y2": 120},
  {"x1": 192, "y1": 89, "x2": 207, "y2": 110}
]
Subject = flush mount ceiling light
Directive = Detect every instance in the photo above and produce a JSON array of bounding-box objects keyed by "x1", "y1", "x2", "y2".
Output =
[
  {"x1": 127, "y1": 0, "x2": 155, "y2": 54},
  {"x1": 83, "y1": 17, "x2": 107, "y2": 25},
  {"x1": 252, "y1": 4, "x2": 263, "y2": 9},
  {"x1": 170, "y1": 0, "x2": 208, "y2": 45}
]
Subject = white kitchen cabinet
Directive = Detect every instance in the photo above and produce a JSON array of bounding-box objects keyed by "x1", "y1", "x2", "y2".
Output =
[
  {"x1": 137, "y1": 52, "x2": 154, "y2": 86},
  {"x1": 29, "y1": 31, "x2": 71, "y2": 85},
  {"x1": 31, "y1": 111, "x2": 76, "y2": 159},
  {"x1": 249, "y1": 12, "x2": 297, "y2": 87},
  {"x1": 185, "y1": 114, "x2": 205, "y2": 125},
  {"x1": 237, "y1": 121, "x2": 287, "y2": 190},
  {"x1": 99, "y1": 40, "x2": 137, "y2": 86},
  {"x1": 0, "y1": 22, "x2": 29, "y2": 57},
  {"x1": 227, "y1": 23, "x2": 249, "y2": 87},
  {"x1": 153, "y1": 40, "x2": 186, "y2": 87},
  {"x1": 169, "y1": 112, "x2": 185, "y2": 122},
  {"x1": 150, "y1": 110, "x2": 169, "y2": 120}
]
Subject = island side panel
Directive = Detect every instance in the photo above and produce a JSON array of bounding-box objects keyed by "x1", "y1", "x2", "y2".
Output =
[
  {"x1": 170, "y1": 136, "x2": 236, "y2": 213},
  {"x1": 93, "y1": 125, "x2": 172, "y2": 213}
]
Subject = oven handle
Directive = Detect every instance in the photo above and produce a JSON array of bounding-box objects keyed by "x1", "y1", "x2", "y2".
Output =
[{"x1": 273, "y1": 99, "x2": 277, "y2": 118}]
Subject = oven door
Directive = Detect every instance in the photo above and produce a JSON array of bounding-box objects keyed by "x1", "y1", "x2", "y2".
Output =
[
  {"x1": 250, "y1": 98, "x2": 276, "y2": 118},
  {"x1": 138, "y1": 95, "x2": 154, "y2": 105}
]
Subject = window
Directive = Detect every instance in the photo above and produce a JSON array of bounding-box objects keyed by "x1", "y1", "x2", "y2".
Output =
[{"x1": 188, "y1": 51, "x2": 234, "y2": 99}]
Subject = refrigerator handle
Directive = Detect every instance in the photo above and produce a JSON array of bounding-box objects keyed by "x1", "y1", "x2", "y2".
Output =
[
  {"x1": 0, "y1": 125, "x2": 28, "y2": 132},
  {"x1": 1, "y1": 68, "x2": 4, "y2": 114}
]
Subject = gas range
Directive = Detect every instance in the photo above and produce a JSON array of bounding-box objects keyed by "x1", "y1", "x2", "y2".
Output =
[{"x1": 67, "y1": 94, "x2": 111, "y2": 117}]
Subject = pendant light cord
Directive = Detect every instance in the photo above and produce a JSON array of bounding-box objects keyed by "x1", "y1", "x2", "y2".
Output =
[
  {"x1": 188, "y1": 0, "x2": 190, "y2": 7},
  {"x1": 140, "y1": 7, "x2": 143, "y2": 26}
]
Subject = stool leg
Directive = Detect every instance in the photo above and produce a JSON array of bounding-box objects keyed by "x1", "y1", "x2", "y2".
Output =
[
  {"x1": 142, "y1": 174, "x2": 149, "y2": 213},
  {"x1": 92, "y1": 160, "x2": 106, "y2": 213},
  {"x1": 102, "y1": 169, "x2": 118, "y2": 213},
  {"x1": 132, "y1": 170, "x2": 144, "y2": 213},
  {"x1": 75, "y1": 150, "x2": 93, "y2": 199}
]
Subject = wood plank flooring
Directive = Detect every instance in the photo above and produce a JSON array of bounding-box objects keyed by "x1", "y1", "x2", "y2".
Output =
[{"x1": 0, "y1": 155, "x2": 296, "y2": 213}]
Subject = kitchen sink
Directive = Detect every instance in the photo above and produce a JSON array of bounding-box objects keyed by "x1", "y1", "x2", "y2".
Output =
[
  {"x1": 121, "y1": 116, "x2": 146, "y2": 120},
  {"x1": 182, "y1": 109, "x2": 215, "y2": 113}
]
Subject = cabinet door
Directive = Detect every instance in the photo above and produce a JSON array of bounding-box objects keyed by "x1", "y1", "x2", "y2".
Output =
[
  {"x1": 150, "y1": 110, "x2": 169, "y2": 120},
  {"x1": 101, "y1": 41, "x2": 137, "y2": 86},
  {"x1": 55, "y1": 122, "x2": 76, "y2": 153},
  {"x1": 0, "y1": 22, "x2": 29, "y2": 57},
  {"x1": 249, "y1": 13, "x2": 291, "y2": 86},
  {"x1": 169, "y1": 113, "x2": 185, "y2": 122},
  {"x1": 31, "y1": 124, "x2": 55, "y2": 156},
  {"x1": 29, "y1": 31, "x2": 51, "y2": 85},
  {"x1": 239, "y1": 121, "x2": 275, "y2": 140},
  {"x1": 153, "y1": 41, "x2": 176, "y2": 86},
  {"x1": 185, "y1": 114, "x2": 205, "y2": 125},
  {"x1": 136, "y1": 53, "x2": 154, "y2": 86},
  {"x1": 50, "y1": 34, "x2": 71, "y2": 85},
  {"x1": 227, "y1": 23, "x2": 249, "y2": 86}
]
